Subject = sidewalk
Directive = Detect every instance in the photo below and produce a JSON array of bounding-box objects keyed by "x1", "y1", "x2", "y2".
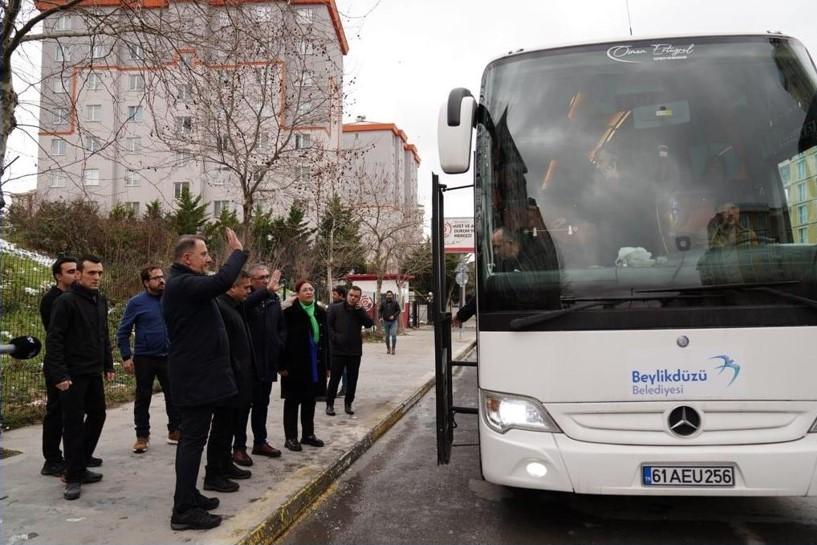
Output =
[{"x1": 1, "y1": 327, "x2": 475, "y2": 545}]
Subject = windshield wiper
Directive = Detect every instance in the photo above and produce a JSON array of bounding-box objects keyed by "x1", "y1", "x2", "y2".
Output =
[
  {"x1": 508, "y1": 294, "x2": 703, "y2": 331},
  {"x1": 637, "y1": 280, "x2": 817, "y2": 310}
]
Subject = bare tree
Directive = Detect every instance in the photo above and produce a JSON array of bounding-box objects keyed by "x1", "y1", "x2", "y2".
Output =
[{"x1": 142, "y1": 1, "x2": 343, "y2": 235}]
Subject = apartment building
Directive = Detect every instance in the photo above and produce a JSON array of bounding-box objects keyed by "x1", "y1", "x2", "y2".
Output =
[
  {"x1": 780, "y1": 146, "x2": 817, "y2": 243},
  {"x1": 35, "y1": 0, "x2": 348, "y2": 221}
]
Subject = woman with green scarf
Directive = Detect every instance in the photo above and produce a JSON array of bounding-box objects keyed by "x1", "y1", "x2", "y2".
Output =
[{"x1": 279, "y1": 280, "x2": 329, "y2": 451}]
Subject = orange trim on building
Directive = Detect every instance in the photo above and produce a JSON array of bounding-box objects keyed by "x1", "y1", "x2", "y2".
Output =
[
  {"x1": 343, "y1": 122, "x2": 421, "y2": 165},
  {"x1": 39, "y1": 55, "x2": 331, "y2": 137},
  {"x1": 34, "y1": 0, "x2": 349, "y2": 55}
]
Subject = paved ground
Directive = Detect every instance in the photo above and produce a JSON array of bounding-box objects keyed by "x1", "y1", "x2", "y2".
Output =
[{"x1": 0, "y1": 326, "x2": 475, "y2": 545}]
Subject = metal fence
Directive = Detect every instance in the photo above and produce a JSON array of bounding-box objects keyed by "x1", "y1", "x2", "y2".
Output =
[{"x1": 0, "y1": 241, "x2": 138, "y2": 430}]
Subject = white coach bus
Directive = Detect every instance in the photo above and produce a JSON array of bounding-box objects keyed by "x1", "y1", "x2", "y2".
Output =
[{"x1": 432, "y1": 34, "x2": 817, "y2": 495}]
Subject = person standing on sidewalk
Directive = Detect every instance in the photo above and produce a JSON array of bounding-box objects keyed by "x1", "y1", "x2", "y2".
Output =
[
  {"x1": 279, "y1": 280, "x2": 328, "y2": 452},
  {"x1": 163, "y1": 230, "x2": 247, "y2": 531},
  {"x1": 116, "y1": 265, "x2": 180, "y2": 454},
  {"x1": 232, "y1": 265, "x2": 286, "y2": 467},
  {"x1": 44, "y1": 255, "x2": 114, "y2": 501},
  {"x1": 38, "y1": 255, "x2": 79, "y2": 478},
  {"x1": 379, "y1": 290, "x2": 401, "y2": 355},
  {"x1": 325, "y1": 286, "x2": 373, "y2": 417},
  {"x1": 208, "y1": 271, "x2": 256, "y2": 488},
  {"x1": 330, "y1": 285, "x2": 348, "y2": 396}
]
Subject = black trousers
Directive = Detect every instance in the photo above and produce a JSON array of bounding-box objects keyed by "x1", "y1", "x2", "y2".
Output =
[
  {"x1": 205, "y1": 406, "x2": 236, "y2": 479},
  {"x1": 234, "y1": 380, "x2": 273, "y2": 449},
  {"x1": 283, "y1": 397, "x2": 316, "y2": 441},
  {"x1": 173, "y1": 404, "x2": 214, "y2": 514},
  {"x1": 133, "y1": 355, "x2": 180, "y2": 438},
  {"x1": 326, "y1": 355, "x2": 362, "y2": 406},
  {"x1": 60, "y1": 374, "x2": 106, "y2": 483},
  {"x1": 42, "y1": 380, "x2": 64, "y2": 463}
]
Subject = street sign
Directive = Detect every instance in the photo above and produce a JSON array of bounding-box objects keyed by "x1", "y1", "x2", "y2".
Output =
[
  {"x1": 443, "y1": 217, "x2": 474, "y2": 254},
  {"x1": 455, "y1": 270, "x2": 469, "y2": 286}
]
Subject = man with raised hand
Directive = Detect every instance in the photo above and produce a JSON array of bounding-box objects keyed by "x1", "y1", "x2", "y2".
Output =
[{"x1": 163, "y1": 229, "x2": 247, "y2": 531}]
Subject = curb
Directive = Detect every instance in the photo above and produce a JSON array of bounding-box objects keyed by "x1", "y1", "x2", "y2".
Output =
[{"x1": 239, "y1": 339, "x2": 477, "y2": 545}]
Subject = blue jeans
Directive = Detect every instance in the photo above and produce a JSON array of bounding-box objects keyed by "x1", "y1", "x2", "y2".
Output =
[{"x1": 383, "y1": 320, "x2": 398, "y2": 350}]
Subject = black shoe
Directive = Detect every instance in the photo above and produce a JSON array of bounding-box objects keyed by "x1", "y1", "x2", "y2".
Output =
[
  {"x1": 300, "y1": 435, "x2": 325, "y2": 447},
  {"x1": 203, "y1": 476, "x2": 239, "y2": 493},
  {"x1": 41, "y1": 460, "x2": 65, "y2": 477},
  {"x1": 171, "y1": 507, "x2": 222, "y2": 531},
  {"x1": 345, "y1": 404, "x2": 355, "y2": 415},
  {"x1": 64, "y1": 482, "x2": 81, "y2": 500},
  {"x1": 325, "y1": 404, "x2": 336, "y2": 416},
  {"x1": 194, "y1": 491, "x2": 219, "y2": 511},
  {"x1": 284, "y1": 439, "x2": 302, "y2": 452},
  {"x1": 225, "y1": 463, "x2": 251, "y2": 480},
  {"x1": 86, "y1": 456, "x2": 103, "y2": 467},
  {"x1": 81, "y1": 470, "x2": 103, "y2": 484}
]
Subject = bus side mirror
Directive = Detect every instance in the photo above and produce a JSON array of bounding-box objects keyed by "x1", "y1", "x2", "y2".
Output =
[{"x1": 438, "y1": 88, "x2": 476, "y2": 174}]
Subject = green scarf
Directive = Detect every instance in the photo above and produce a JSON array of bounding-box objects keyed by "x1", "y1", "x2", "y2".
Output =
[{"x1": 301, "y1": 300, "x2": 320, "y2": 343}]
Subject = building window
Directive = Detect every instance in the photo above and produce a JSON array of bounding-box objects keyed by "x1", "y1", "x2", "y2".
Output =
[
  {"x1": 51, "y1": 138, "x2": 66, "y2": 156},
  {"x1": 295, "y1": 165, "x2": 310, "y2": 184},
  {"x1": 83, "y1": 169, "x2": 100, "y2": 186},
  {"x1": 86, "y1": 104, "x2": 102, "y2": 122},
  {"x1": 177, "y1": 83, "x2": 192, "y2": 101},
  {"x1": 176, "y1": 116, "x2": 193, "y2": 134},
  {"x1": 174, "y1": 181, "x2": 191, "y2": 198},
  {"x1": 294, "y1": 133, "x2": 311, "y2": 149},
  {"x1": 54, "y1": 15, "x2": 71, "y2": 31},
  {"x1": 49, "y1": 172, "x2": 67, "y2": 187},
  {"x1": 296, "y1": 8, "x2": 313, "y2": 25},
  {"x1": 87, "y1": 73, "x2": 101, "y2": 90},
  {"x1": 299, "y1": 39, "x2": 314, "y2": 55},
  {"x1": 124, "y1": 201, "x2": 140, "y2": 215},
  {"x1": 799, "y1": 182, "x2": 808, "y2": 202},
  {"x1": 52, "y1": 77, "x2": 70, "y2": 94},
  {"x1": 90, "y1": 44, "x2": 106, "y2": 59},
  {"x1": 175, "y1": 150, "x2": 192, "y2": 164},
  {"x1": 87, "y1": 136, "x2": 102, "y2": 153},
  {"x1": 798, "y1": 160, "x2": 807, "y2": 180},
  {"x1": 127, "y1": 105, "x2": 144, "y2": 122},
  {"x1": 53, "y1": 108, "x2": 69, "y2": 125},
  {"x1": 55, "y1": 44, "x2": 71, "y2": 62},
  {"x1": 780, "y1": 165, "x2": 791, "y2": 183},
  {"x1": 213, "y1": 200, "x2": 231, "y2": 215},
  {"x1": 296, "y1": 99, "x2": 313, "y2": 117},
  {"x1": 254, "y1": 5, "x2": 274, "y2": 22},
  {"x1": 125, "y1": 137, "x2": 141, "y2": 152},
  {"x1": 127, "y1": 44, "x2": 144, "y2": 60},
  {"x1": 128, "y1": 74, "x2": 145, "y2": 91},
  {"x1": 799, "y1": 227, "x2": 809, "y2": 243},
  {"x1": 301, "y1": 72, "x2": 314, "y2": 89},
  {"x1": 799, "y1": 204, "x2": 808, "y2": 225},
  {"x1": 125, "y1": 170, "x2": 139, "y2": 186}
]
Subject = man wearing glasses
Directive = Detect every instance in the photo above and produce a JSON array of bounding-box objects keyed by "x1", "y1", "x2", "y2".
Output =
[{"x1": 117, "y1": 265, "x2": 180, "y2": 453}]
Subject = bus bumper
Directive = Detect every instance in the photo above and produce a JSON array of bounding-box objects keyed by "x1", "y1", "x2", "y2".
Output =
[{"x1": 479, "y1": 422, "x2": 817, "y2": 495}]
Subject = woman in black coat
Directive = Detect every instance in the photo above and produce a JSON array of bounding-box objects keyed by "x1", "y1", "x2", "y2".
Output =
[{"x1": 279, "y1": 280, "x2": 329, "y2": 451}]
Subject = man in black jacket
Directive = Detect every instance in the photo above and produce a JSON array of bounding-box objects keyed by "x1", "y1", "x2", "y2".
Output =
[
  {"x1": 326, "y1": 286, "x2": 374, "y2": 416},
  {"x1": 232, "y1": 265, "x2": 286, "y2": 466},
  {"x1": 44, "y1": 255, "x2": 114, "y2": 501},
  {"x1": 38, "y1": 255, "x2": 78, "y2": 478},
  {"x1": 379, "y1": 290, "x2": 401, "y2": 355},
  {"x1": 162, "y1": 229, "x2": 246, "y2": 531}
]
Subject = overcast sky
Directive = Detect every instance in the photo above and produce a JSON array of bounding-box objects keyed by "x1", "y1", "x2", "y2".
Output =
[{"x1": 6, "y1": 0, "x2": 817, "y2": 223}]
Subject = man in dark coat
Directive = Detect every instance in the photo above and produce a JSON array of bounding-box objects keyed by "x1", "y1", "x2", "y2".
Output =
[
  {"x1": 325, "y1": 285, "x2": 373, "y2": 416},
  {"x1": 44, "y1": 255, "x2": 114, "y2": 501},
  {"x1": 379, "y1": 290, "x2": 401, "y2": 355},
  {"x1": 279, "y1": 280, "x2": 329, "y2": 452},
  {"x1": 209, "y1": 271, "x2": 257, "y2": 488},
  {"x1": 162, "y1": 230, "x2": 246, "y2": 531},
  {"x1": 38, "y1": 255, "x2": 78, "y2": 478},
  {"x1": 232, "y1": 265, "x2": 286, "y2": 466}
]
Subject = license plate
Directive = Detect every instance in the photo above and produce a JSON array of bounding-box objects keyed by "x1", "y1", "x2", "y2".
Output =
[{"x1": 642, "y1": 465, "x2": 735, "y2": 487}]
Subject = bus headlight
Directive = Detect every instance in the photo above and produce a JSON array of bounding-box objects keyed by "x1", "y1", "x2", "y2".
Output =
[{"x1": 481, "y1": 390, "x2": 562, "y2": 434}]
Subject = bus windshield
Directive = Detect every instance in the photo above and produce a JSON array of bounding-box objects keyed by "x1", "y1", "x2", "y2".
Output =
[{"x1": 477, "y1": 36, "x2": 817, "y2": 330}]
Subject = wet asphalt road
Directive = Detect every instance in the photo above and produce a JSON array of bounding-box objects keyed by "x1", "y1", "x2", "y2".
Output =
[{"x1": 279, "y1": 366, "x2": 817, "y2": 544}]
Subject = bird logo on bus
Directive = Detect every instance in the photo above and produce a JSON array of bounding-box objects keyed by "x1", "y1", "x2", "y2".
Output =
[{"x1": 710, "y1": 355, "x2": 741, "y2": 386}]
